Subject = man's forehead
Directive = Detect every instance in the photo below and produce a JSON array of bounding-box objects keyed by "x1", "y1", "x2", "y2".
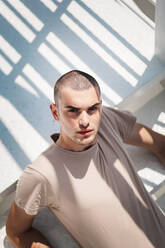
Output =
[
  {"x1": 64, "y1": 101, "x2": 101, "y2": 110},
  {"x1": 59, "y1": 86, "x2": 101, "y2": 108}
]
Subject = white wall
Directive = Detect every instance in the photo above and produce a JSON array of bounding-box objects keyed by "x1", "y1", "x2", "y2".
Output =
[
  {"x1": 155, "y1": 0, "x2": 165, "y2": 63},
  {"x1": 0, "y1": 0, "x2": 165, "y2": 192}
]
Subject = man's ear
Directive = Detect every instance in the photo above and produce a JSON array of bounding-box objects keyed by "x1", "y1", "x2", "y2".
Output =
[{"x1": 50, "y1": 103, "x2": 59, "y2": 121}]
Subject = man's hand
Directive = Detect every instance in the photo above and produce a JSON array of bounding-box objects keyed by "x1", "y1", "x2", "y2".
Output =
[{"x1": 125, "y1": 122, "x2": 165, "y2": 166}]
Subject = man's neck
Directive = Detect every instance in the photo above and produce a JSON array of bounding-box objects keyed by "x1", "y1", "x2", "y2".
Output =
[{"x1": 56, "y1": 135, "x2": 97, "y2": 152}]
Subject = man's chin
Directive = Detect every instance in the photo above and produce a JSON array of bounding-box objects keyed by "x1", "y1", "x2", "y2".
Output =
[{"x1": 76, "y1": 135, "x2": 97, "y2": 147}]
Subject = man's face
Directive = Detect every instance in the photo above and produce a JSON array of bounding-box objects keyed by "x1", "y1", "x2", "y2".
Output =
[{"x1": 54, "y1": 86, "x2": 102, "y2": 151}]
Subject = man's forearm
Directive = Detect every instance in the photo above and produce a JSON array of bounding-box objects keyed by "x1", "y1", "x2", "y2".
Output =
[
  {"x1": 140, "y1": 125, "x2": 165, "y2": 165},
  {"x1": 7, "y1": 227, "x2": 51, "y2": 248},
  {"x1": 126, "y1": 123, "x2": 165, "y2": 165},
  {"x1": 151, "y1": 133, "x2": 165, "y2": 165}
]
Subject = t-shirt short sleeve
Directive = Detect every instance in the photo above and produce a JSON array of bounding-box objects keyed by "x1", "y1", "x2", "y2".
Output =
[
  {"x1": 102, "y1": 106, "x2": 136, "y2": 142},
  {"x1": 15, "y1": 166, "x2": 48, "y2": 215}
]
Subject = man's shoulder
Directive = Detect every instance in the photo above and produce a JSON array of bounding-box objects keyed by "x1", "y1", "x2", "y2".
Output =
[
  {"x1": 101, "y1": 105, "x2": 135, "y2": 123},
  {"x1": 100, "y1": 105, "x2": 136, "y2": 142},
  {"x1": 99, "y1": 106, "x2": 117, "y2": 134},
  {"x1": 102, "y1": 105, "x2": 128, "y2": 116},
  {"x1": 100, "y1": 105, "x2": 119, "y2": 126},
  {"x1": 28, "y1": 143, "x2": 56, "y2": 173},
  {"x1": 101, "y1": 105, "x2": 120, "y2": 119}
]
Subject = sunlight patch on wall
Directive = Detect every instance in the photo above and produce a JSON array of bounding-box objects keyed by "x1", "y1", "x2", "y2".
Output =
[
  {"x1": 138, "y1": 168, "x2": 165, "y2": 186},
  {"x1": 99, "y1": 83, "x2": 123, "y2": 105},
  {"x1": 0, "y1": 136, "x2": 23, "y2": 173},
  {"x1": 138, "y1": 167, "x2": 165, "y2": 196},
  {"x1": 66, "y1": 1, "x2": 147, "y2": 76},
  {"x1": 46, "y1": 32, "x2": 92, "y2": 72},
  {"x1": 46, "y1": 32, "x2": 122, "y2": 105},
  {"x1": 15, "y1": 75, "x2": 39, "y2": 97},
  {"x1": 81, "y1": 0, "x2": 155, "y2": 61},
  {"x1": 153, "y1": 124, "x2": 165, "y2": 135},
  {"x1": 157, "y1": 112, "x2": 165, "y2": 124},
  {"x1": 6, "y1": 0, "x2": 44, "y2": 31},
  {"x1": 40, "y1": 0, "x2": 57, "y2": 12},
  {"x1": 38, "y1": 43, "x2": 71, "y2": 74},
  {"x1": 22, "y1": 64, "x2": 53, "y2": 101},
  {"x1": 0, "y1": 1, "x2": 36, "y2": 43},
  {"x1": 141, "y1": 184, "x2": 153, "y2": 193},
  {"x1": 61, "y1": 13, "x2": 138, "y2": 87},
  {"x1": 0, "y1": 96, "x2": 49, "y2": 160},
  {"x1": 0, "y1": 54, "x2": 13, "y2": 75},
  {"x1": 0, "y1": 35, "x2": 21, "y2": 64},
  {"x1": 0, "y1": 139, "x2": 23, "y2": 192},
  {"x1": 152, "y1": 112, "x2": 165, "y2": 135}
]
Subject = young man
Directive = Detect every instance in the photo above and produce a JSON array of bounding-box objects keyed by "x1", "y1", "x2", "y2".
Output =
[{"x1": 6, "y1": 70, "x2": 165, "y2": 248}]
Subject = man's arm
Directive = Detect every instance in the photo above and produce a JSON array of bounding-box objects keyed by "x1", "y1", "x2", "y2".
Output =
[
  {"x1": 6, "y1": 202, "x2": 51, "y2": 248},
  {"x1": 125, "y1": 122, "x2": 165, "y2": 165}
]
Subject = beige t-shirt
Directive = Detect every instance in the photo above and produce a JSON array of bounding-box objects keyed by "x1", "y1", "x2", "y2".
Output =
[{"x1": 15, "y1": 106, "x2": 165, "y2": 248}]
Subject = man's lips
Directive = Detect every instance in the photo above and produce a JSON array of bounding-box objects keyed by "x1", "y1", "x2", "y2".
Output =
[{"x1": 77, "y1": 130, "x2": 93, "y2": 135}]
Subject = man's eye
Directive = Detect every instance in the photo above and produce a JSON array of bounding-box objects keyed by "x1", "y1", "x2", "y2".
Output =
[
  {"x1": 68, "y1": 109, "x2": 79, "y2": 113},
  {"x1": 88, "y1": 106, "x2": 97, "y2": 112}
]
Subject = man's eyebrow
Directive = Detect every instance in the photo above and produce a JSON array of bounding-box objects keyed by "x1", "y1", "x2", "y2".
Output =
[
  {"x1": 64, "y1": 102, "x2": 101, "y2": 110},
  {"x1": 64, "y1": 105, "x2": 80, "y2": 110},
  {"x1": 88, "y1": 102, "x2": 101, "y2": 109}
]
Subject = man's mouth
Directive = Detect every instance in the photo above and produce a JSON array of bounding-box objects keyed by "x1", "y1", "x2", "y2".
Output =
[{"x1": 77, "y1": 130, "x2": 93, "y2": 135}]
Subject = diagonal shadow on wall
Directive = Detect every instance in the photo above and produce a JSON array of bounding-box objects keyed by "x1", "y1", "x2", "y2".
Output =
[{"x1": 0, "y1": 0, "x2": 164, "y2": 181}]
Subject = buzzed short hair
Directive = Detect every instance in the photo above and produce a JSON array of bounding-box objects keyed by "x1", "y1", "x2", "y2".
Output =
[{"x1": 54, "y1": 70, "x2": 101, "y2": 106}]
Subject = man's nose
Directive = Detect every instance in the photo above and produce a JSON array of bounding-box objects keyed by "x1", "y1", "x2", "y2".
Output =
[{"x1": 79, "y1": 111, "x2": 89, "y2": 128}]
